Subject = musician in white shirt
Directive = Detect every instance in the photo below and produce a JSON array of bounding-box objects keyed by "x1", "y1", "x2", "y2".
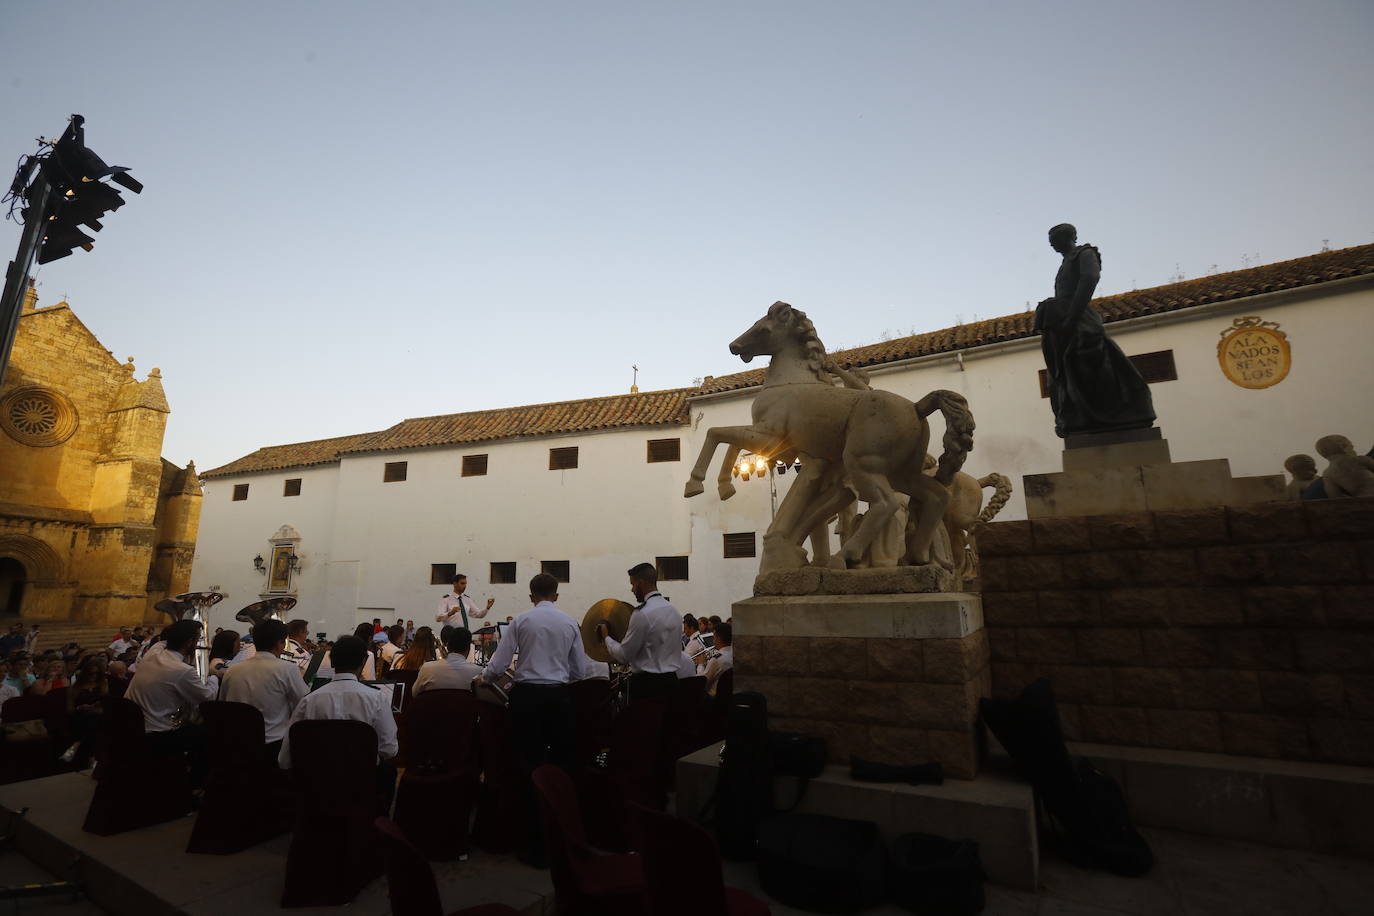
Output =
[
  {"x1": 703, "y1": 622, "x2": 734, "y2": 696},
  {"x1": 413, "y1": 628, "x2": 484, "y2": 694},
  {"x1": 219, "y1": 619, "x2": 309, "y2": 764},
  {"x1": 599, "y1": 562, "x2": 683, "y2": 703},
  {"x1": 477, "y1": 573, "x2": 581, "y2": 867},
  {"x1": 124, "y1": 619, "x2": 217, "y2": 786},
  {"x1": 279, "y1": 636, "x2": 398, "y2": 772}
]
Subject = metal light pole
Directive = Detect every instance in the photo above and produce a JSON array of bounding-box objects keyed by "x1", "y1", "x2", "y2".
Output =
[{"x1": 0, "y1": 172, "x2": 51, "y2": 387}]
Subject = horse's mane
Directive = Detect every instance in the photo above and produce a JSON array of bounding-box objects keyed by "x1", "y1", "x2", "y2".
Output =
[{"x1": 770, "y1": 301, "x2": 869, "y2": 389}]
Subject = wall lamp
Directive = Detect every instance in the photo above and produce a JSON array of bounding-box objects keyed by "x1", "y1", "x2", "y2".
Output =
[{"x1": 253, "y1": 554, "x2": 265, "y2": 573}]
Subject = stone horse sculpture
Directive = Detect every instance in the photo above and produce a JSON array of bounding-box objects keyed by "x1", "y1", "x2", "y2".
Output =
[{"x1": 685, "y1": 301, "x2": 975, "y2": 573}]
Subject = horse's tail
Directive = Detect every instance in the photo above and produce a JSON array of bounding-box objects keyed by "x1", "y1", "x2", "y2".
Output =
[
  {"x1": 915, "y1": 390, "x2": 974, "y2": 485},
  {"x1": 973, "y1": 473, "x2": 1013, "y2": 528}
]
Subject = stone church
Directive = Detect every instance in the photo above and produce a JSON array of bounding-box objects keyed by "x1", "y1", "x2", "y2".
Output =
[{"x1": 0, "y1": 284, "x2": 201, "y2": 626}]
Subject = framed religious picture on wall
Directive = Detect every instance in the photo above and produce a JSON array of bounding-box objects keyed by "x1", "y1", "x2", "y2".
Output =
[{"x1": 268, "y1": 544, "x2": 294, "y2": 592}]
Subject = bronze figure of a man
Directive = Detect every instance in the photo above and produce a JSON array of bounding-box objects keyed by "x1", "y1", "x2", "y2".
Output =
[{"x1": 1034, "y1": 224, "x2": 1155, "y2": 438}]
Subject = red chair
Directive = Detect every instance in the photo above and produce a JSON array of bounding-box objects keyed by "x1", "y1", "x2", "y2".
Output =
[
  {"x1": 393, "y1": 690, "x2": 481, "y2": 860},
  {"x1": 571, "y1": 679, "x2": 613, "y2": 767},
  {"x1": 187, "y1": 701, "x2": 289, "y2": 854},
  {"x1": 532, "y1": 764, "x2": 645, "y2": 916},
  {"x1": 608, "y1": 698, "x2": 666, "y2": 809},
  {"x1": 473, "y1": 701, "x2": 518, "y2": 853},
  {"x1": 281, "y1": 719, "x2": 381, "y2": 907},
  {"x1": 630, "y1": 804, "x2": 771, "y2": 916},
  {"x1": 374, "y1": 816, "x2": 520, "y2": 916},
  {"x1": 82, "y1": 697, "x2": 192, "y2": 835}
]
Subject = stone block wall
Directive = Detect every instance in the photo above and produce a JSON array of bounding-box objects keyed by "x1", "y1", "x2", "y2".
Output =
[{"x1": 979, "y1": 497, "x2": 1374, "y2": 766}]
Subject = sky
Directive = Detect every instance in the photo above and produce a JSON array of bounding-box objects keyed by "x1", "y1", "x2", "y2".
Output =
[{"x1": 3, "y1": 1, "x2": 1371, "y2": 471}]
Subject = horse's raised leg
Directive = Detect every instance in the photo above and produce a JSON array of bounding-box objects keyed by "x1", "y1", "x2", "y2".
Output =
[{"x1": 684, "y1": 425, "x2": 776, "y2": 499}]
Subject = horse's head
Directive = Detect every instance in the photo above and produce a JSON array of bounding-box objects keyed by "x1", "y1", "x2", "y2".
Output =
[{"x1": 730, "y1": 301, "x2": 805, "y2": 363}]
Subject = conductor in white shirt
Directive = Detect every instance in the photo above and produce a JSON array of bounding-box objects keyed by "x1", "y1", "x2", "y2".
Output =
[
  {"x1": 598, "y1": 562, "x2": 683, "y2": 703},
  {"x1": 436, "y1": 574, "x2": 494, "y2": 633},
  {"x1": 125, "y1": 619, "x2": 218, "y2": 787},
  {"x1": 413, "y1": 628, "x2": 484, "y2": 694},
  {"x1": 219, "y1": 619, "x2": 309, "y2": 765}
]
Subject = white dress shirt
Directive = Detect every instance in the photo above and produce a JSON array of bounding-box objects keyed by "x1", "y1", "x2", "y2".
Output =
[
  {"x1": 483, "y1": 601, "x2": 581, "y2": 686},
  {"x1": 675, "y1": 651, "x2": 698, "y2": 679},
  {"x1": 605, "y1": 592, "x2": 683, "y2": 675},
  {"x1": 413, "y1": 655, "x2": 484, "y2": 694},
  {"x1": 124, "y1": 646, "x2": 219, "y2": 733},
  {"x1": 108, "y1": 637, "x2": 132, "y2": 655},
  {"x1": 220, "y1": 650, "x2": 310, "y2": 744},
  {"x1": 278, "y1": 673, "x2": 398, "y2": 769},
  {"x1": 230, "y1": 642, "x2": 257, "y2": 665},
  {"x1": 436, "y1": 592, "x2": 490, "y2": 629},
  {"x1": 573, "y1": 645, "x2": 610, "y2": 682},
  {"x1": 317, "y1": 651, "x2": 375, "y2": 681},
  {"x1": 379, "y1": 641, "x2": 402, "y2": 664},
  {"x1": 0, "y1": 683, "x2": 19, "y2": 706},
  {"x1": 704, "y1": 645, "x2": 734, "y2": 695}
]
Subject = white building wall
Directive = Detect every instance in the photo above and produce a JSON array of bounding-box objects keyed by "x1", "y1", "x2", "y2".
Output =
[{"x1": 193, "y1": 280, "x2": 1374, "y2": 638}]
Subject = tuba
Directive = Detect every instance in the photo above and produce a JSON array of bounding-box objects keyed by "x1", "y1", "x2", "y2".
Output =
[{"x1": 155, "y1": 591, "x2": 225, "y2": 679}]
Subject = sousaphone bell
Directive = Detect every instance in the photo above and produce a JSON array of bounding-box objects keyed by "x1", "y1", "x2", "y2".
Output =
[{"x1": 581, "y1": 598, "x2": 635, "y2": 663}]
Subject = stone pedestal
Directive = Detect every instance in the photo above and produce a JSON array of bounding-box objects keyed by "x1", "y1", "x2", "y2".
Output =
[
  {"x1": 733, "y1": 569, "x2": 988, "y2": 779},
  {"x1": 1025, "y1": 428, "x2": 1284, "y2": 519}
]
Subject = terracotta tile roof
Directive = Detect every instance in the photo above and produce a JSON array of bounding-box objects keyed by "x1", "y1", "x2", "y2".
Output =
[
  {"x1": 340, "y1": 388, "x2": 694, "y2": 455},
  {"x1": 202, "y1": 390, "x2": 694, "y2": 477},
  {"x1": 201, "y1": 432, "x2": 383, "y2": 479},
  {"x1": 204, "y1": 244, "x2": 1372, "y2": 476},
  {"x1": 696, "y1": 243, "x2": 1374, "y2": 394}
]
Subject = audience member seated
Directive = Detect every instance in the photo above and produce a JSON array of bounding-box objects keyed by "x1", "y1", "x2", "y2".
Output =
[
  {"x1": 107, "y1": 627, "x2": 134, "y2": 657},
  {"x1": 124, "y1": 619, "x2": 217, "y2": 788},
  {"x1": 704, "y1": 623, "x2": 733, "y2": 696},
  {"x1": 414, "y1": 628, "x2": 482, "y2": 694},
  {"x1": 220, "y1": 619, "x2": 309, "y2": 765},
  {"x1": 106, "y1": 660, "x2": 130, "y2": 696},
  {"x1": 27, "y1": 659, "x2": 67, "y2": 696},
  {"x1": 3, "y1": 656, "x2": 34, "y2": 694},
  {"x1": 280, "y1": 635, "x2": 398, "y2": 802},
  {"x1": 208, "y1": 628, "x2": 240, "y2": 678},
  {"x1": 59, "y1": 655, "x2": 110, "y2": 766}
]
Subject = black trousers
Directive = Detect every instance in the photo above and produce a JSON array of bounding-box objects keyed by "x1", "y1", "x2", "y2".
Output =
[
  {"x1": 628, "y1": 671, "x2": 677, "y2": 704},
  {"x1": 508, "y1": 683, "x2": 575, "y2": 863}
]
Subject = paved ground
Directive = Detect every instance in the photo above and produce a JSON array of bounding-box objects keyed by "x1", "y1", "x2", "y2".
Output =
[{"x1": 2, "y1": 771, "x2": 1371, "y2": 915}]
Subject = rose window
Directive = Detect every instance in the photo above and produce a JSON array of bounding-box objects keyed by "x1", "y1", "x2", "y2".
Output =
[{"x1": 0, "y1": 387, "x2": 78, "y2": 446}]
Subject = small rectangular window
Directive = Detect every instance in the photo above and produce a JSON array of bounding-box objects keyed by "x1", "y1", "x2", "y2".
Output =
[
  {"x1": 723, "y1": 532, "x2": 757, "y2": 559},
  {"x1": 541, "y1": 560, "x2": 570, "y2": 583},
  {"x1": 490, "y1": 562, "x2": 517, "y2": 584},
  {"x1": 549, "y1": 447, "x2": 579, "y2": 470},
  {"x1": 462, "y1": 454, "x2": 489, "y2": 477},
  {"x1": 232, "y1": 483, "x2": 249, "y2": 501},
  {"x1": 384, "y1": 461, "x2": 408, "y2": 482},
  {"x1": 647, "y1": 438, "x2": 681, "y2": 463},
  {"x1": 430, "y1": 563, "x2": 456, "y2": 585},
  {"x1": 1039, "y1": 349, "x2": 1178, "y2": 398},
  {"x1": 283, "y1": 478, "x2": 302, "y2": 497},
  {"x1": 657, "y1": 556, "x2": 689, "y2": 581}
]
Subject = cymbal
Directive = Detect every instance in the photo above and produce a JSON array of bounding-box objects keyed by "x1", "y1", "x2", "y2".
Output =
[{"x1": 581, "y1": 598, "x2": 635, "y2": 663}]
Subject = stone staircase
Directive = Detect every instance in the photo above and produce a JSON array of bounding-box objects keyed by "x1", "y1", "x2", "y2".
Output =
[{"x1": 0, "y1": 618, "x2": 147, "y2": 655}]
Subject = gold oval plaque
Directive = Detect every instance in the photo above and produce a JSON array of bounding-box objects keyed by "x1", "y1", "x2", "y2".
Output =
[{"x1": 1217, "y1": 316, "x2": 1290, "y2": 389}]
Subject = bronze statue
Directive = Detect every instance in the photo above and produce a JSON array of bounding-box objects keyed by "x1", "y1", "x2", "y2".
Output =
[{"x1": 1034, "y1": 224, "x2": 1155, "y2": 437}]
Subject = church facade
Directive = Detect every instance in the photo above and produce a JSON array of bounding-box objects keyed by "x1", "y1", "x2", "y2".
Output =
[
  {"x1": 193, "y1": 245, "x2": 1374, "y2": 638},
  {"x1": 0, "y1": 286, "x2": 202, "y2": 625}
]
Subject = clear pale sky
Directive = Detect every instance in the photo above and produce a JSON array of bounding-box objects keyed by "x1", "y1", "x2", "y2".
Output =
[{"x1": 3, "y1": 1, "x2": 1371, "y2": 470}]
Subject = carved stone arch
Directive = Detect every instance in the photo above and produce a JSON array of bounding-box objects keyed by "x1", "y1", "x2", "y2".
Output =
[{"x1": 0, "y1": 534, "x2": 66, "y2": 585}]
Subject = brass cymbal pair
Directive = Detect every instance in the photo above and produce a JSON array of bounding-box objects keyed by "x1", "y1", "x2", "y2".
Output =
[{"x1": 580, "y1": 598, "x2": 635, "y2": 662}]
